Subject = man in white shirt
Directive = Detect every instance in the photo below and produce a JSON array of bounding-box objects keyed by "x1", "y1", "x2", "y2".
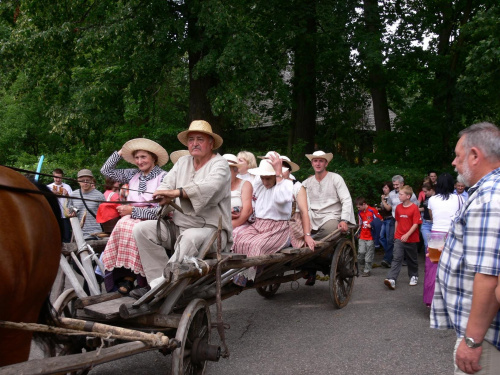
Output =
[
  {"x1": 132, "y1": 120, "x2": 232, "y2": 297},
  {"x1": 301, "y1": 151, "x2": 355, "y2": 285},
  {"x1": 47, "y1": 168, "x2": 72, "y2": 242}
]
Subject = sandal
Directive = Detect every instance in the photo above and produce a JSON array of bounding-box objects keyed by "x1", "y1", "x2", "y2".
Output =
[{"x1": 117, "y1": 277, "x2": 135, "y2": 295}]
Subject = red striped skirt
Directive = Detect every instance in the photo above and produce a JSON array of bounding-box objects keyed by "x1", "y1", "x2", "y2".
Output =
[
  {"x1": 232, "y1": 218, "x2": 290, "y2": 258},
  {"x1": 102, "y1": 216, "x2": 145, "y2": 276},
  {"x1": 289, "y1": 212, "x2": 305, "y2": 248}
]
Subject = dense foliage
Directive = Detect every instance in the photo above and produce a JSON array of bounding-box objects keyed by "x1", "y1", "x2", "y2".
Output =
[{"x1": 1, "y1": 1, "x2": 499, "y2": 202}]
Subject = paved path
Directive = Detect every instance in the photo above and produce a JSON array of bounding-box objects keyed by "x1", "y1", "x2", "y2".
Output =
[{"x1": 86, "y1": 249, "x2": 456, "y2": 375}]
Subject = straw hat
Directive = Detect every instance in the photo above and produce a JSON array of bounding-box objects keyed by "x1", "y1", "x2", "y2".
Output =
[
  {"x1": 248, "y1": 159, "x2": 289, "y2": 176},
  {"x1": 305, "y1": 150, "x2": 333, "y2": 163},
  {"x1": 170, "y1": 150, "x2": 190, "y2": 165},
  {"x1": 121, "y1": 138, "x2": 169, "y2": 167},
  {"x1": 177, "y1": 120, "x2": 223, "y2": 149},
  {"x1": 258, "y1": 151, "x2": 295, "y2": 173},
  {"x1": 280, "y1": 155, "x2": 300, "y2": 173},
  {"x1": 258, "y1": 151, "x2": 281, "y2": 159},
  {"x1": 223, "y1": 154, "x2": 244, "y2": 169}
]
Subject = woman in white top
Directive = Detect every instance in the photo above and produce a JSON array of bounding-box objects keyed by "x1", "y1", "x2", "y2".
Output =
[
  {"x1": 222, "y1": 154, "x2": 253, "y2": 235},
  {"x1": 232, "y1": 152, "x2": 293, "y2": 286},
  {"x1": 423, "y1": 173, "x2": 463, "y2": 306},
  {"x1": 236, "y1": 150, "x2": 257, "y2": 182},
  {"x1": 280, "y1": 156, "x2": 315, "y2": 250}
]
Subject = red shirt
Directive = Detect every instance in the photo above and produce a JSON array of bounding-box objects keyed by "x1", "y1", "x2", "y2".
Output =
[
  {"x1": 394, "y1": 203, "x2": 422, "y2": 242},
  {"x1": 358, "y1": 205, "x2": 382, "y2": 240}
]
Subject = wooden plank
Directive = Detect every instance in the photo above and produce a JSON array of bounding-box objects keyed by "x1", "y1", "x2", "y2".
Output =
[
  {"x1": 59, "y1": 254, "x2": 87, "y2": 298},
  {"x1": 75, "y1": 291, "x2": 122, "y2": 309},
  {"x1": 131, "y1": 313, "x2": 182, "y2": 329},
  {"x1": 0, "y1": 341, "x2": 153, "y2": 375},
  {"x1": 158, "y1": 278, "x2": 191, "y2": 315},
  {"x1": 205, "y1": 252, "x2": 247, "y2": 260},
  {"x1": 279, "y1": 247, "x2": 303, "y2": 254},
  {"x1": 83, "y1": 296, "x2": 136, "y2": 320}
]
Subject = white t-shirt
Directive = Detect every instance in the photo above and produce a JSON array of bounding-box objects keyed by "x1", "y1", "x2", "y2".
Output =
[
  {"x1": 47, "y1": 182, "x2": 73, "y2": 218},
  {"x1": 428, "y1": 194, "x2": 462, "y2": 232}
]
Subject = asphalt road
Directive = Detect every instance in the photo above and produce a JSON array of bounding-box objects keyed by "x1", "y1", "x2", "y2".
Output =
[{"x1": 85, "y1": 249, "x2": 457, "y2": 375}]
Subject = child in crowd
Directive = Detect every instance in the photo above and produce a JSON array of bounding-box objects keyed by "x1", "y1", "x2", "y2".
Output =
[
  {"x1": 384, "y1": 185, "x2": 422, "y2": 290},
  {"x1": 355, "y1": 197, "x2": 382, "y2": 277}
]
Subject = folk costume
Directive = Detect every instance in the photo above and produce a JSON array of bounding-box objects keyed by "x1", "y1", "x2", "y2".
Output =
[
  {"x1": 133, "y1": 121, "x2": 233, "y2": 288},
  {"x1": 100, "y1": 139, "x2": 168, "y2": 292},
  {"x1": 232, "y1": 158, "x2": 293, "y2": 285}
]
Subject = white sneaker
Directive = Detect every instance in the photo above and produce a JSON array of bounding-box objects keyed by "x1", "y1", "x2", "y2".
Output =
[
  {"x1": 384, "y1": 279, "x2": 396, "y2": 290},
  {"x1": 409, "y1": 276, "x2": 418, "y2": 286}
]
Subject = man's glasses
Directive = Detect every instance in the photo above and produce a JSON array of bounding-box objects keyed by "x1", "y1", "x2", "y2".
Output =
[{"x1": 79, "y1": 180, "x2": 92, "y2": 184}]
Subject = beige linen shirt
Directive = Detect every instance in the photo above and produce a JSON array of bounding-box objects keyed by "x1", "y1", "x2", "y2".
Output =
[
  {"x1": 158, "y1": 153, "x2": 233, "y2": 249},
  {"x1": 302, "y1": 172, "x2": 355, "y2": 230}
]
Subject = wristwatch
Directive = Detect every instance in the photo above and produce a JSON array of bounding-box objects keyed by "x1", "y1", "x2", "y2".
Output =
[
  {"x1": 305, "y1": 233, "x2": 311, "y2": 236},
  {"x1": 464, "y1": 336, "x2": 483, "y2": 348}
]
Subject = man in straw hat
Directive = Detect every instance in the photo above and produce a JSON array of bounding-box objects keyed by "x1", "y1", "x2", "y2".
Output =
[
  {"x1": 301, "y1": 150, "x2": 356, "y2": 285},
  {"x1": 131, "y1": 120, "x2": 232, "y2": 297}
]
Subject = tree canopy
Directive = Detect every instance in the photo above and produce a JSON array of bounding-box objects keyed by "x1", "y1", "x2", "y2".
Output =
[{"x1": 1, "y1": 0, "x2": 498, "y2": 198}]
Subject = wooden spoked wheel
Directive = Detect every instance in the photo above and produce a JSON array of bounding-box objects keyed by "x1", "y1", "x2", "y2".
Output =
[
  {"x1": 329, "y1": 239, "x2": 356, "y2": 309},
  {"x1": 49, "y1": 289, "x2": 90, "y2": 375},
  {"x1": 256, "y1": 272, "x2": 283, "y2": 298},
  {"x1": 53, "y1": 288, "x2": 78, "y2": 318},
  {"x1": 171, "y1": 299, "x2": 213, "y2": 375}
]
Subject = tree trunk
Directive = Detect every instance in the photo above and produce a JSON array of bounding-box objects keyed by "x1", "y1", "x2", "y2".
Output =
[
  {"x1": 363, "y1": 0, "x2": 391, "y2": 133},
  {"x1": 289, "y1": 0, "x2": 317, "y2": 155},
  {"x1": 186, "y1": 0, "x2": 223, "y2": 140}
]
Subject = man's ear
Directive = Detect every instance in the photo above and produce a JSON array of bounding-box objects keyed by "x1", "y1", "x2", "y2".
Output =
[{"x1": 468, "y1": 147, "x2": 481, "y2": 166}]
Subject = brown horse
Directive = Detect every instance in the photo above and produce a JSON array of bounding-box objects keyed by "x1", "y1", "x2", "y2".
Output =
[{"x1": 0, "y1": 166, "x2": 62, "y2": 366}]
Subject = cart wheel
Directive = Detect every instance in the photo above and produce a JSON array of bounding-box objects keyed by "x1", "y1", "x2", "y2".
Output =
[
  {"x1": 53, "y1": 288, "x2": 78, "y2": 318},
  {"x1": 171, "y1": 299, "x2": 214, "y2": 375},
  {"x1": 256, "y1": 272, "x2": 283, "y2": 298},
  {"x1": 48, "y1": 289, "x2": 90, "y2": 375},
  {"x1": 329, "y1": 239, "x2": 356, "y2": 309}
]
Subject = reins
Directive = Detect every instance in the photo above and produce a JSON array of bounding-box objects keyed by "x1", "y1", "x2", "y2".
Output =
[
  {"x1": 1, "y1": 165, "x2": 184, "y2": 212},
  {"x1": 0, "y1": 183, "x2": 160, "y2": 205},
  {"x1": 2, "y1": 165, "x2": 158, "y2": 196}
]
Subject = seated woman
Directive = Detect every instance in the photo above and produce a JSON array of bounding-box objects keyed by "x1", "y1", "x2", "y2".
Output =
[
  {"x1": 232, "y1": 152, "x2": 293, "y2": 286},
  {"x1": 280, "y1": 156, "x2": 315, "y2": 250},
  {"x1": 223, "y1": 154, "x2": 253, "y2": 239},
  {"x1": 236, "y1": 151, "x2": 257, "y2": 182},
  {"x1": 100, "y1": 138, "x2": 169, "y2": 294}
]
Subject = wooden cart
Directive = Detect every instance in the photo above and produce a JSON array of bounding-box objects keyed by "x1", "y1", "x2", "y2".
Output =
[{"x1": 0, "y1": 217, "x2": 357, "y2": 375}]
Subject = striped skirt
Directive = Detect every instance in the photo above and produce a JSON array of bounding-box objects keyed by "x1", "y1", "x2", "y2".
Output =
[
  {"x1": 232, "y1": 218, "x2": 290, "y2": 281},
  {"x1": 102, "y1": 216, "x2": 145, "y2": 276},
  {"x1": 289, "y1": 212, "x2": 305, "y2": 248}
]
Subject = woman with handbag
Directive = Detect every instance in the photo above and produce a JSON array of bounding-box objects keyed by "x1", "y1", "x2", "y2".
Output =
[{"x1": 100, "y1": 138, "x2": 169, "y2": 294}]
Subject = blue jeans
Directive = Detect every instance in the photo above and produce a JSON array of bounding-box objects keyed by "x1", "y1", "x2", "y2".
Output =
[
  {"x1": 382, "y1": 218, "x2": 395, "y2": 264},
  {"x1": 420, "y1": 220, "x2": 432, "y2": 250},
  {"x1": 379, "y1": 218, "x2": 390, "y2": 251}
]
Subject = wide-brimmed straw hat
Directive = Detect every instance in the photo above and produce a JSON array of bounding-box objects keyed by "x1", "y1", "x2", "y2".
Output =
[
  {"x1": 121, "y1": 138, "x2": 169, "y2": 167},
  {"x1": 223, "y1": 154, "x2": 244, "y2": 169},
  {"x1": 248, "y1": 159, "x2": 289, "y2": 176},
  {"x1": 305, "y1": 150, "x2": 333, "y2": 163},
  {"x1": 170, "y1": 150, "x2": 190, "y2": 165},
  {"x1": 280, "y1": 155, "x2": 300, "y2": 173},
  {"x1": 177, "y1": 120, "x2": 223, "y2": 149}
]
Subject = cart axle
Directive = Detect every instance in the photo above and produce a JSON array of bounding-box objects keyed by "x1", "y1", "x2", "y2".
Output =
[{"x1": 191, "y1": 338, "x2": 221, "y2": 363}]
